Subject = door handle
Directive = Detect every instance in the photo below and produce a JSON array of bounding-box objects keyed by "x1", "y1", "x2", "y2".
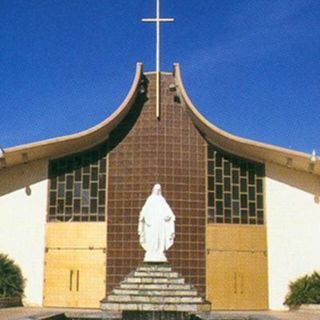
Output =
[
  {"x1": 76, "y1": 270, "x2": 80, "y2": 292},
  {"x1": 69, "y1": 270, "x2": 73, "y2": 291},
  {"x1": 234, "y1": 272, "x2": 237, "y2": 294},
  {"x1": 240, "y1": 273, "x2": 244, "y2": 294}
]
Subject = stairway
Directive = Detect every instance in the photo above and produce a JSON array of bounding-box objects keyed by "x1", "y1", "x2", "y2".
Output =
[{"x1": 101, "y1": 263, "x2": 211, "y2": 312}]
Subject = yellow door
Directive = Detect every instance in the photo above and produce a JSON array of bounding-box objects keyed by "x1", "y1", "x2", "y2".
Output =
[
  {"x1": 44, "y1": 249, "x2": 105, "y2": 308},
  {"x1": 237, "y1": 251, "x2": 268, "y2": 310},
  {"x1": 43, "y1": 223, "x2": 107, "y2": 308},
  {"x1": 73, "y1": 250, "x2": 106, "y2": 308},
  {"x1": 43, "y1": 249, "x2": 76, "y2": 307},
  {"x1": 207, "y1": 250, "x2": 237, "y2": 309},
  {"x1": 206, "y1": 225, "x2": 268, "y2": 310}
]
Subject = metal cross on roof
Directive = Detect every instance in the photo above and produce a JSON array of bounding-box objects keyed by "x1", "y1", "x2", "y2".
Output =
[{"x1": 142, "y1": 0, "x2": 174, "y2": 119}]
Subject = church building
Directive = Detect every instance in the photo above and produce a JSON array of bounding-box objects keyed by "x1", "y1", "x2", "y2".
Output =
[{"x1": 0, "y1": 63, "x2": 319, "y2": 311}]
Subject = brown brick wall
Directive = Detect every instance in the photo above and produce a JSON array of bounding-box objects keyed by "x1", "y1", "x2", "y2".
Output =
[{"x1": 106, "y1": 73, "x2": 207, "y2": 296}]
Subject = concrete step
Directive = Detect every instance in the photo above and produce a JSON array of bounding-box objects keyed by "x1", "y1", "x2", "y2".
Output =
[
  {"x1": 134, "y1": 271, "x2": 179, "y2": 278},
  {"x1": 137, "y1": 266, "x2": 172, "y2": 273},
  {"x1": 101, "y1": 302, "x2": 211, "y2": 312},
  {"x1": 113, "y1": 288, "x2": 198, "y2": 296},
  {"x1": 125, "y1": 277, "x2": 185, "y2": 284},
  {"x1": 101, "y1": 263, "x2": 212, "y2": 313},
  {"x1": 119, "y1": 283, "x2": 193, "y2": 290},
  {"x1": 107, "y1": 295, "x2": 203, "y2": 304}
]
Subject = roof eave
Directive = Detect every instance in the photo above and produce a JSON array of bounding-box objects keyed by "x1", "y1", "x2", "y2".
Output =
[
  {"x1": 173, "y1": 63, "x2": 320, "y2": 176},
  {"x1": 0, "y1": 63, "x2": 144, "y2": 169}
]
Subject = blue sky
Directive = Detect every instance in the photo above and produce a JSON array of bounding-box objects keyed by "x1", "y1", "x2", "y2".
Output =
[{"x1": 1, "y1": 0, "x2": 319, "y2": 154}]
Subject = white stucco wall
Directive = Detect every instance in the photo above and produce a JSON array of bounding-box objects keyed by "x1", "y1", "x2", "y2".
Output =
[
  {"x1": 265, "y1": 163, "x2": 320, "y2": 310},
  {"x1": 0, "y1": 159, "x2": 48, "y2": 306}
]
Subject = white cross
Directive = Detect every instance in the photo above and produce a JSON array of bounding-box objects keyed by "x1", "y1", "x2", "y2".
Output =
[{"x1": 142, "y1": 0, "x2": 174, "y2": 119}]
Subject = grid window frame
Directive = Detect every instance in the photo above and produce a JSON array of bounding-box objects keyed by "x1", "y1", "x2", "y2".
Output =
[
  {"x1": 47, "y1": 143, "x2": 108, "y2": 223},
  {"x1": 207, "y1": 145, "x2": 265, "y2": 225}
]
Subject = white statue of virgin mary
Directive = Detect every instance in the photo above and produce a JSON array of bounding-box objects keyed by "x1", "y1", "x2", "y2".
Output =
[{"x1": 138, "y1": 184, "x2": 175, "y2": 262}]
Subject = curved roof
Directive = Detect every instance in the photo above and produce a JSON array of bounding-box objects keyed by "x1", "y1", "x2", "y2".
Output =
[
  {"x1": 0, "y1": 63, "x2": 143, "y2": 169},
  {"x1": 173, "y1": 63, "x2": 319, "y2": 175},
  {"x1": 1, "y1": 62, "x2": 319, "y2": 176}
]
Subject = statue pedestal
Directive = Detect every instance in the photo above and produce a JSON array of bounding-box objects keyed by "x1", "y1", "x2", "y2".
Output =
[{"x1": 101, "y1": 263, "x2": 211, "y2": 317}]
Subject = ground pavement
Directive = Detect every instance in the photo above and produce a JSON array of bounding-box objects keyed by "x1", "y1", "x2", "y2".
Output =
[{"x1": 0, "y1": 307, "x2": 320, "y2": 320}]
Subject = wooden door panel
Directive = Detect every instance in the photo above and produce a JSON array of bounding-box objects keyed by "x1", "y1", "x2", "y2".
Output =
[
  {"x1": 207, "y1": 251, "x2": 238, "y2": 310},
  {"x1": 206, "y1": 225, "x2": 268, "y2": 310},
  {"x1": 43, "y1": 250, "x2": 75, "y2": 307},
  {"x1": 44, "y1": 222, "x2": 107, "y2": 308},
  {"x1": 238, "y1": 251, "x2": 268, "y2": 310},
  {"x1": 44, "y1": 249, "x2": 106, "y2": 308},
  {"x1": 73, "y1": 250, "x2": 106, "y2": 308}
]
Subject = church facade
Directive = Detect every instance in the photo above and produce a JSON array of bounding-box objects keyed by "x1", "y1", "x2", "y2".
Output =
[{"x1": 0, "y1": 63, "x2": 319, "y2": 310}]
